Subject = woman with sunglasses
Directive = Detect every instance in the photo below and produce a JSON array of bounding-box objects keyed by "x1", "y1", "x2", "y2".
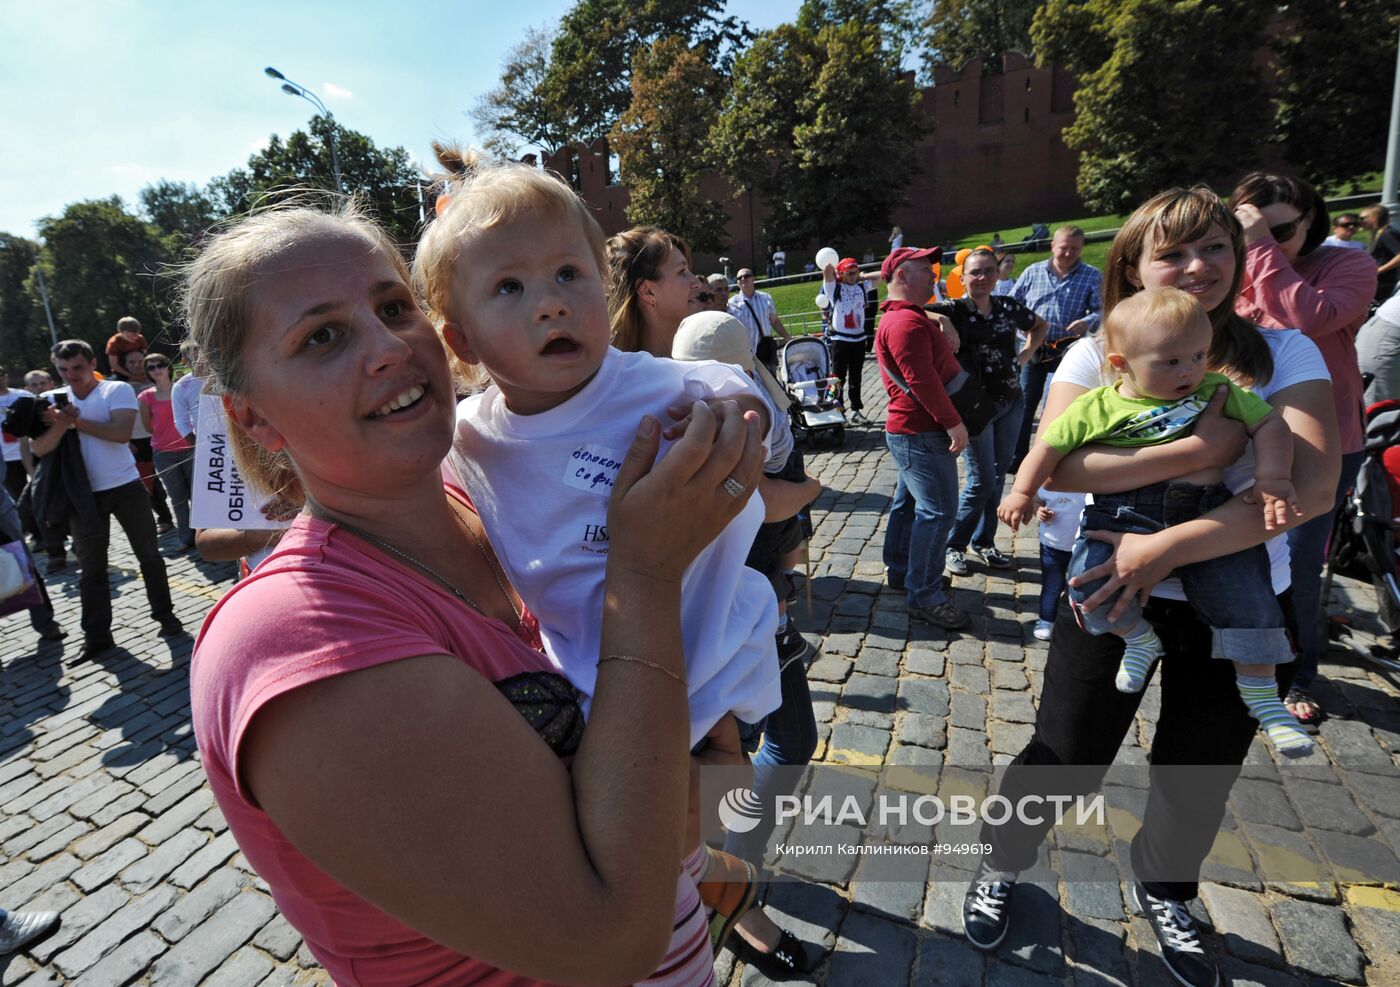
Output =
[
  {"x1": 1231, "y1": 172, "x2": 1377, "y2": 729},
  {"x1": 137, "y1": 355, "x2": 196, "y2": 551},
  {"x1": 931, "y1": 247, "x2": 1046, "y2": 576}
]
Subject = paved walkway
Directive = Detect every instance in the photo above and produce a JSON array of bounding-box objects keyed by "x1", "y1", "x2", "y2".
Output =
[{"x1": 1, "y1": 368, "x2": 1398, "y2": 986}]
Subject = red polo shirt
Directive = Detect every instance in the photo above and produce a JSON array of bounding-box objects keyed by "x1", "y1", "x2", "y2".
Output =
[{"x1": 875, "y1": 298, "x2": 963, "y2": 435}]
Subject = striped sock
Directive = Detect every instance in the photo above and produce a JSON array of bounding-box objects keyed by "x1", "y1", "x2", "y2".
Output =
[
  {"x1": 1115, "y1": 622, "x2": 1163, "y2": 693},
  {"x1": 1237, "y1": 675, "x2": 1314, "y2": 757}
]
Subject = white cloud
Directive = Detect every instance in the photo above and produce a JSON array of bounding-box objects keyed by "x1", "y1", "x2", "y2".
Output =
[{"x1": 323, "y1": 82, "x2": 353, "y2": 101}]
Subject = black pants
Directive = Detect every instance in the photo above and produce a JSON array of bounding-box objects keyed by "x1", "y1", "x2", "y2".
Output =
[
  {"x1": 980, "y1": 593, "x2": 1297, "y2": 902},
  {"x1": 831, "y1": 339, "x2": 867, "y2": 412},
  {"x1": 70, "y1": 480, "x2": 174, "y2": 642}
]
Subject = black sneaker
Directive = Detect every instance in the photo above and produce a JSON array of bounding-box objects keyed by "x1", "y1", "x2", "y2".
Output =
[
  {"x1": 962, "y1": 859, "x2": 1016, "y2": 950},
  {"x1": 971, "y1": 545, "x2": 1013, "y2": 569},
  {"x1": 74, "y1": 636, "x2": 116, "y2": 663},
  {"x1": 158, "y1": 617, "x2": 185, "y2": 637},
  {"x1": 909, "y1": 602, "x2": 970, "y2": 629},
  {"x1": 776, "y1": 626, "x2": 812, "y2": 669},
  {"x1": 1133, "y1": 882, "x2": 1220, "y2": 987}
]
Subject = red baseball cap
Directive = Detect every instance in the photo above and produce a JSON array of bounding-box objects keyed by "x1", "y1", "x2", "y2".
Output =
[
  {"x1": 836, "y1": 257, "x2": 860, "y2": 273},
  {"x1": 881, "y1": 245, "x2": 943, "y2": 281}
]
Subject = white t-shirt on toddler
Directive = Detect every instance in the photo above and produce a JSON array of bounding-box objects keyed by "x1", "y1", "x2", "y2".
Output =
[
  {"x1": 449, "y1": 347, "x2": 783, "y2": 748},
  {"x1": 1051, "y1": 329, "x2": 1330, "y2": 600}
]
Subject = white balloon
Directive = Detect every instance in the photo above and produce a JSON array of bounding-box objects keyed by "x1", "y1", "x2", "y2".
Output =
[
  {"x1": 815, "y1": 247, "x2": 839, "y2": 271},
  {"x1": 815, "y1": 293, "x2": 831, "y2": 309}
]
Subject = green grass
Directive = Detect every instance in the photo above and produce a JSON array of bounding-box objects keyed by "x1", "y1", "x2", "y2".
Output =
[{"x1": 762, "y1": 174, "x2": 1383, "y2": 329}]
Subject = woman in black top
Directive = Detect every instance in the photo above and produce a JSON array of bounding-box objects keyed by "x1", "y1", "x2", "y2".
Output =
[
  {"x1": 1362, "y1": 204, "x2": 1400, "y2": 310},
  {"x1": 931, "y1": 248, "x2": 1047, "y2": 573}
]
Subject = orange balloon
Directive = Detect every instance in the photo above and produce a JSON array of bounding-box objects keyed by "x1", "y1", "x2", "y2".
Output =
[
  {"x1": 955, "y1": 248, "x2": 973, "y2": 267},
  {"x1": 946, "y1": 267, "x2": 965, "y2": 298}
]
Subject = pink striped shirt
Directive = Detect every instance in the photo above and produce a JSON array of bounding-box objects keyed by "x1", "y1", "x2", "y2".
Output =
[{"x1": 1237, "y1": 241, "x2": 1378, "y2": 453}]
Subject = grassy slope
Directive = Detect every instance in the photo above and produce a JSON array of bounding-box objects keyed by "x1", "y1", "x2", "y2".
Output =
[{"x1": 763, "y1": 177, "x2": 1384, "y2": 330}]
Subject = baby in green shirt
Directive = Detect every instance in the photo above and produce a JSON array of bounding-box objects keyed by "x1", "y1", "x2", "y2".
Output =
[{"x1": 999, "y1": 287, "x2": 1311, "y2": 756}]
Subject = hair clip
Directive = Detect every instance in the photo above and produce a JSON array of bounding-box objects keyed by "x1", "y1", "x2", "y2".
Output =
[{"x1": 435, "y1": 194, "x2": 453, "y2": 217}]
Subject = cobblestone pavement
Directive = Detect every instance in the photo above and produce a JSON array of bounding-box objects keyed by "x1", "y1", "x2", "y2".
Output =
[{"x1": 2, "y1": 366, "x2": 1399, "y2": 986}]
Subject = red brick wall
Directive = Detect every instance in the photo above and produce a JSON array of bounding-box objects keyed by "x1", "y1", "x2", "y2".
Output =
[{"x1": 538, "y1": 53, "x2": 1086, "y2": 272}]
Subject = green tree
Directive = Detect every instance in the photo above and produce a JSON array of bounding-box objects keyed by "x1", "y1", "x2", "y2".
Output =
[
  {"x1": 611, "y1": 36, "x2": 730, "y2": 252},
  {"x1": 1271, "y1": 0, "x2": 1400, "y2": 193},
  {"x1": 1033, "y1": 0, "x2": 1272, "y2": 213},
  {"x1": 0, "y1": 233, "x2": 46, "y2": 369},
  {"x1": 209, "y1": 116, "x2": 422, "y2": 243},
  {"x1": 470, "y1": 26, "x2": 573, "y2": 158},
  {"x1": 544, "y1": 0, "x2": 747, "y2": 144},
  {"x1": 919, "y1": 0, "x2": 1039, "y2": 74},
  {"x1": 26, "y1": 198, "x2": 176, "y2": 357},
  {"x1": 139, "y1": 179, "x2": 223, "y2": 245},
  {"x1": 712, "y1": 20, "x2": 926, "y2": 247},
  {"x1": 798, "y1": 0, "x2": 928, "y2": 68}
]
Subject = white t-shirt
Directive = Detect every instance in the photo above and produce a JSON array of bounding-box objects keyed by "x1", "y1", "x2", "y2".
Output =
[
  {"x1": 0, "y1": 390, "x2": 23, "y2": 462},
  {"x1": 728, "y1": 290, "x2": 778, "y2": 352},
  {"x1": 171, "y1": 373, "x2": 204, "y2": 439},
  {"x1": 1036, "y1": 487, "x2": 1087, "y2": 552},
  {"x1": 1321, "y1": 236, "x2": 1367, "y2": 251},
  {"x1": 45, "y1": 380, "x2": 140, "y2": 492},
  {"x1": 822, "y1": 280, "x2": 868, "y2": 342},
  {"x1": 449, "y1": 347, "x2": 782, "y2": 748},
  {"x1": 1053, "y1": 329, "x2": 1330, "y2": 599}
]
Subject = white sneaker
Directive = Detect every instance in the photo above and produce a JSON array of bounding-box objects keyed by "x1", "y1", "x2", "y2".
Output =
[{"x1": 1033, "y1": 620, "x2": 1053, "y2": 641}]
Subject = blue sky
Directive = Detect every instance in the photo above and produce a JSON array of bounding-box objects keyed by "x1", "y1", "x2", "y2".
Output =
[{"x1": 0, "y1": 0, "x2": 800, "y2": 239}]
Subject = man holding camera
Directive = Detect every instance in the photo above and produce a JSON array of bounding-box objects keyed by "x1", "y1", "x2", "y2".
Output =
[{"x1": 33, "y1": 340, "x2": 179, "y2": 661}]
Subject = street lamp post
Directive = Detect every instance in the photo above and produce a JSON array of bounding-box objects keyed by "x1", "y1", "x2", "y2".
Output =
[
  {"x1": 263, "y1": 66, "x2": 344, "y2": 193},
  {"x1": 1383, "y1": 24, "x2": 1400, "y2": 228}
]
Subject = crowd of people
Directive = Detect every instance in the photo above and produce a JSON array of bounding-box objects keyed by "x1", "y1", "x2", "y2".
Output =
[{"x1": 4, "y1": 150, "x2": 1398, "y2": 986}]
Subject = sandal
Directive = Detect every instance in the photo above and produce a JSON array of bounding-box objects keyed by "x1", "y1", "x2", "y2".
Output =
[
  {"x1": 698, "y1": 850, "x2": 758, "y2": 950},
  {"x1": 730, "y1": 928, "x2": 817, "y2": 980},
  {"x1": 1284, "y1": 687, "x2": 1325, "y2": 733}
]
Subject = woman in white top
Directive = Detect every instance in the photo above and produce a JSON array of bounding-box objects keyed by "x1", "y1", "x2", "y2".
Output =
[{"x1": 960, "y1": 187, "x2": 1340, "y2": 987}]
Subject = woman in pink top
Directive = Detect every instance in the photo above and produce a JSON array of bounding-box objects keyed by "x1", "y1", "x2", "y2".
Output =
[
  {"x1": 1232, "y1": 171, "x2": 1378, "y2": 724},
  {"x1": 187, "y1": 202, "x2": 764, "y2": 987},
  {"x1": 138, "y1": 355, "x2": 196, "y2": 551}
]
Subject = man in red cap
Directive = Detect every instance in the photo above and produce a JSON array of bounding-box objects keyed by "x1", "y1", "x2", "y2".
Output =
[
  {"x1": 874, "y1": 245, "x2": 971, "y2": 629},
  {"x1": 821, "y1": 257, "x2": 881, "y2": 423}
]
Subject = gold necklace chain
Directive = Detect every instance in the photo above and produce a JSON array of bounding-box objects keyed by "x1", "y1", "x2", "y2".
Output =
[{"x1": 307, "y1": 498, "x2": 522, "y2": 631}]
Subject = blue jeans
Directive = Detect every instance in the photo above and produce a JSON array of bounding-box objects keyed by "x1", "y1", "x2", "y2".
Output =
[
  {"x1": 1288, "y1": 449, "x2": 1365, "y2": 688},
  {"x1": 949, "y1": 391, "x2": 1025, "y2": 551},
  {"x1": 882, "y1": 431, "x2": 960, "y2": 608},
  {"x1": 1013, "y1": 358, "x2": 1058, "y2": 468},
  {"x1": 1068, "y1": 481, "x2": 1291, "y2": 665},
  {"x1": 724, "y1": 653, "x2": 818, "y2": 867},
  {"x1": 1039, "y1": 543, "x2": 1072, "y2": 623}
]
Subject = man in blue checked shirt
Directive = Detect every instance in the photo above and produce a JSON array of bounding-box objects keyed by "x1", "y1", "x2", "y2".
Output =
[{"x1": 1009, "y1": 226, "x2": 1102, "y2": 469}]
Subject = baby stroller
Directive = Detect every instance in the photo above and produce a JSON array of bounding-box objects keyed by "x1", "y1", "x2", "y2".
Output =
[
  {"x1": 1321, "y1": 398, "x2": 1400, "y2": 673},
  {"x1": 778, "y1": 336, "x2": 846, "y2": 447}
]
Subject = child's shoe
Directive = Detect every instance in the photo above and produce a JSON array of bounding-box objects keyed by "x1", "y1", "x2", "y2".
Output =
[
  {"x1": 1032, "y1": 620, "x2": 1053, "y2": 641},
  {"x1": 1115, "y1": 623, "x2": 1164, "y2": 693}
]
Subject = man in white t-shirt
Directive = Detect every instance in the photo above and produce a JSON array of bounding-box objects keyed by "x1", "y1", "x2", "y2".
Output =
[
  {"x1": 728, "y1": 268, "x2": 788, "y2": 371},
  {"x1": 32, "y1": 340, "x2": 179, "y2": 660},
  {"x1": 822, "y1": 258, "x2": 883, "y2": 423},
  {"x1": 0, "y1": 366, "x2": 29, "y2": 502},
  {"x1": 1321, "y1": 213, "x2": 1367, "y2": 251}
]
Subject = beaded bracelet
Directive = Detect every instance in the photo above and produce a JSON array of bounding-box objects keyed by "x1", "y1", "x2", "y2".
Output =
[{"x1": 597, "y1": 654, "x2": 686, "y2": 685}]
